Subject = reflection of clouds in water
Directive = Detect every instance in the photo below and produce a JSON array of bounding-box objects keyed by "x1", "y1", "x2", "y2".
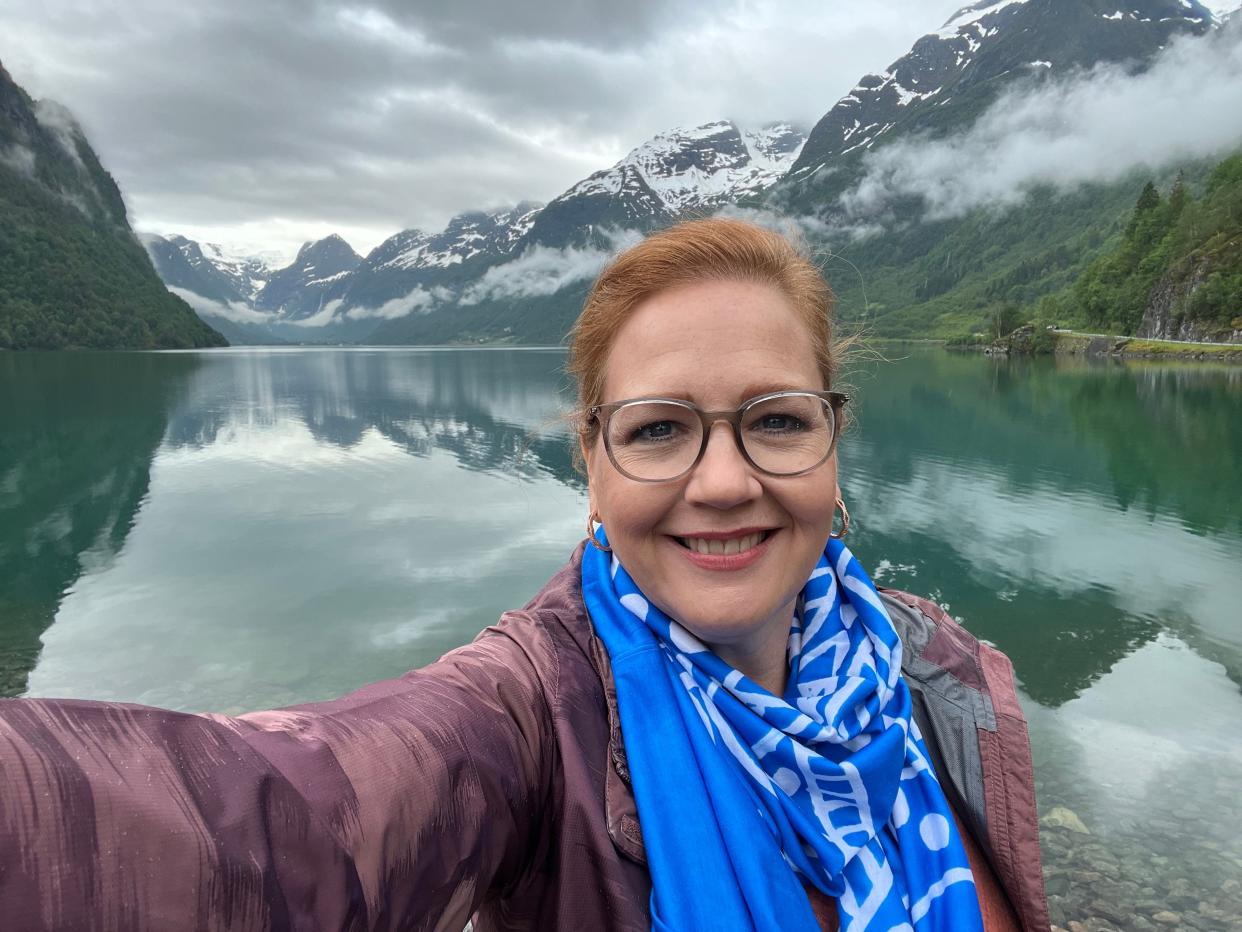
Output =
[
  {"x1": 163, "y1": 348, "x2": 576, "y2": 483},
  {"x1": 159, "y1": 419, "x2": 400, "y2": 472},
  {"x1": 1028, "y1": 633, "x2": 1242, "y2": 823},
  {"x1": 27, "y1": 419, "x2": 585, "y2": 711},
  {"x1": 848, "y1": 446, "x2": 1242, "y2": 653}
]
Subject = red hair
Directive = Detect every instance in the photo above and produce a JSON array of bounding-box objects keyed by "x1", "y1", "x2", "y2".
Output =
[{"x1": 567, "y1": 217, "x2": 840, "y2": 444}]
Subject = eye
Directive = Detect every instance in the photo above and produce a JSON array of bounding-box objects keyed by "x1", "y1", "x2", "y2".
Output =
[
  {"x1": 754, "y1": 412, "x2": 806, "y2": 433},
  {"x1": 630, "y1": 420, "x2": 681, "y2": 443}
]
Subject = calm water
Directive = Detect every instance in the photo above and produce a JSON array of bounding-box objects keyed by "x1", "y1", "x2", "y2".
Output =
[{"x1": 2, "y1": 346, "x2": 1240, "y2": 929}]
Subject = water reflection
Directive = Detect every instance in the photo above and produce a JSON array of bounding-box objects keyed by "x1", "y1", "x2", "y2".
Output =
[
  {"x1": 22, "y1": 348, "x2": 587, "y2": 711},
  {"x1": 163, "y1": 348, "x2": 581, "y2": 486},
  {"x1": 841, "y1": 349, "x2": 1242, "y2": 706},
  {"x1": 0, "y1": 352, "x2": 198, "y2": 695}
]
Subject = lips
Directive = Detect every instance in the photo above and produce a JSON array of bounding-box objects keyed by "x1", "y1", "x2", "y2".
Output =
[{"x1": 671, "y1": 527, "x2": 777, "y2": 570}]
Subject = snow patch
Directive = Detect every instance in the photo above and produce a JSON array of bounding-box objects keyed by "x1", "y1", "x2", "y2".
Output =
[{"x1": 937, "y1": 0, "x2": 1029, "y2": 38}]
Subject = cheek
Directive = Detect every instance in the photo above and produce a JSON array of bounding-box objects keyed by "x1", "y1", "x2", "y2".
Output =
[
  {"x1": 781, "y1": 474, "x2": 838, "y2": 536},
  {"x1": 588, "y1": 455, "x2": 678, "y2": 545}
]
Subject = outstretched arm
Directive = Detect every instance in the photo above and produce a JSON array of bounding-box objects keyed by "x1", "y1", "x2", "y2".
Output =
[{"x1": 0, "y1": 613, "x2": 554, "y2": 931}]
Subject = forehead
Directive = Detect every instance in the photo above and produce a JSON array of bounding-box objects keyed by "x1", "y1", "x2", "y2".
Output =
[{"x1": 602, "y1": 279, "x2": 822, "y2": 404}]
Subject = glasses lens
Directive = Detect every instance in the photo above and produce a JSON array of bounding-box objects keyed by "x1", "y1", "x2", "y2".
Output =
[
  {"x1": 741, "y1": 394, "x2": 833, "y2": 475},
  {"x1": 606, "y1": 401, "x2": 703, "y2": 480}
]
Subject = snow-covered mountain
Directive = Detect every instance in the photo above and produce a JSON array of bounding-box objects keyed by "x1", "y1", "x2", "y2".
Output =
[
  {"x1": 256, "y1": 234, "x2": 361, "y2": 319},
  {"x1": 523, "y1": 121, "x2": 805, "y2": 248},
  {"x1": 327, "y1": 202, "x2": 542, "y2": 319},
  {"x1": 142, "y1": 234, "x2": 274, "y2": 306},
  {"x1": 149, "y1": 0, "x2": 1229, "y2": 345},
  {"x1": 786, "y1": 0, "x2": 1213, "y2": 184},
  {"x1": 150, "y1": 121, "x2": 803, "y2": 334},
  {"x1": 365, "y1": 203, "x2": 541, "y2": 274},
  {"x1": 198, "y1": 241, "x2": 280, "y2": 301}
]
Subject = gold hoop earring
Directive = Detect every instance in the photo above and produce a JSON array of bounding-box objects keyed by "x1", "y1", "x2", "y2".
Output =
[
  {"x1": 587, "y1": 511, "x2": 612, "y2": 552},
  {"x1": 830, "y1": 497, "x2": 850, "y2": 539}
]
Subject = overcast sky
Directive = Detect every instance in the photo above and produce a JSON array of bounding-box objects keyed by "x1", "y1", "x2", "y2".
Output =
[{"x1": 0, "y1": 0, "x2": 975, "y2": 259}]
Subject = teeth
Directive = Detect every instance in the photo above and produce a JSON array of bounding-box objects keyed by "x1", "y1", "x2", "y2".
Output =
[{"x1": 679, "y1": 532, "x2": 766, "y2": 556}]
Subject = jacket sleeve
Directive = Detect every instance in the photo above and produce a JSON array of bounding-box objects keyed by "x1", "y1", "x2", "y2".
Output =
[{"x1": 0, "y1": 612, "x2": 555, "y2": 931}]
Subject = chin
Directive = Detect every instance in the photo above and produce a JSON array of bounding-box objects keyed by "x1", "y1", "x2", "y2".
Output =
[{"x1": 664, "y1": 600, "x2": 786, "y2": 646}]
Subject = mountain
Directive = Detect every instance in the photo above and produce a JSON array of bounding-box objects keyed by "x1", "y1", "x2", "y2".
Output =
[
  {"x1": 255, "y1": 234, "x2": 362, "y2": 320},
  {"x1": 781, "y1": 0, "x2": 1213, "y2": 194},
  {"x1": 143, "y1": 0, "x2": 1234, "y2": 346},
  {"x1": 752, "y1": 0, "x2": 1223, "y2": 338},
  {"x1": 362, "y1": 121, "x2": 806, "y2": 345},
  {"x1": 141, "y1": 233, "x2": 271, "y2": 305},
  {"x1": 522, "y1": 121, "x2": 805, "y2": 249},
  {"x1": 1054, "y1": 157, "x2": 1242, "y2": 342},
  {"x1": 151, "y1": 120, "x2": 805, "y2": 343},
  {"x1": 0, "y1": 60, "x2": 225, "y2": 349},
  {"x1": 334, "y1": 202, "x2": 542, "y2": 318}
]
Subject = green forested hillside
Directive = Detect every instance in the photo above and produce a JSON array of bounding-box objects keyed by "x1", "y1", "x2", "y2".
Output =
[
  {"x1": 817, "y1": 151, "x2": 1242, "y2": 343},
  {"x1": 1044, "y1": 155, "x2": 1242, "y2": 340},
  {"x1": 820, "y1": 175, "x2": 1146, "y2": 339},
  {"x1": 0, "y1": 61, "x2": 225, "y2": 350}
]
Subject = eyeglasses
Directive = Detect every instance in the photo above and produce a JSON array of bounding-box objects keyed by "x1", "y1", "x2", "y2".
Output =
[{"x1": 588, "y1": 390, "x2": 849, "y2": 483}]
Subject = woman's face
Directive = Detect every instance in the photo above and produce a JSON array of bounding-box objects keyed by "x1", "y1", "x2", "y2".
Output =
[{"x1": 585, "y1": 278, "x2": 839, "y2": 675}]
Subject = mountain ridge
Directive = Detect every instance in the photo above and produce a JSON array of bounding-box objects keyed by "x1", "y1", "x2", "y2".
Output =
[{"x1": 0, "y1": 60, "x2": 226, "y2": 349}]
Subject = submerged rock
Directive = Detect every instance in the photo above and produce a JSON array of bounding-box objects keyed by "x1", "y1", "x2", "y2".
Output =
[{"x1": 1041, "y1": 806, "x2": 1091, "y2": 834}]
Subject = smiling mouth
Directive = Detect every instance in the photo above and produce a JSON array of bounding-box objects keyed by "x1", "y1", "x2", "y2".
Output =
[{"x1": 675, "y1": 530, "x2": 773, "y2": 556}]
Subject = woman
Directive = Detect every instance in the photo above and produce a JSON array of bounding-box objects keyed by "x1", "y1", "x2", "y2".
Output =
[{"x1": 0, "y1": 219, "x2": 1047, "y2": 931}]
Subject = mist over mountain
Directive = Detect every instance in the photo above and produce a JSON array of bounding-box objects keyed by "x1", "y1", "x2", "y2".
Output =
[
  {"x1": 0, "y1": 60, "x2": 225, "y2": 349},
  {"x1": 143, "y1": 0, "x2": 1241, "y2": 346}
]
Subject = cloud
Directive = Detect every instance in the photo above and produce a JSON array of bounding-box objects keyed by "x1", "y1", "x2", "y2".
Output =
[
  {"x1": 343, "y1": 287, "x2": 453, "y2": 321},
  {"x1": 0, "y1": 0, "x2": 962, "y2": 254},
  {"x1": 289, "y1": 297, "x2": 346, "y2": 328},
  {"x1": 459, "y1": 231, "x2": 642, "y2": 304},
  {"x1": 714, "y1": 204, "x2": 835, "y2": 240},
  {"x1": 0, "y1": 143, "x2": 36, "y2": 176},
  {"x1": 169, "y1": 286, "x2": 276, "y2": 325},
  {"x1": 32, "y1": 99, "x2": 85, "y2": 168},
  {"x1": 840, "y1": 27, "x2": 1242, "y2": 224}
]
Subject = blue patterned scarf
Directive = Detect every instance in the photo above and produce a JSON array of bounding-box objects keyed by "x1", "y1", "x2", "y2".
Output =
[{"x1": 581, "y1": 530, "x2": 984, "y2": 931}]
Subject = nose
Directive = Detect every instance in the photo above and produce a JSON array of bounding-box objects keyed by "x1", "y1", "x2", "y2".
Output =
[{"x1": 684, "y1": 421, "x2": 762, "y2": 509}]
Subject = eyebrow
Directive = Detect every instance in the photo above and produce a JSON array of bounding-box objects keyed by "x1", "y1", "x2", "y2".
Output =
[{"x1": 618, "y1": 382, "x2": 813, "y2": 405}]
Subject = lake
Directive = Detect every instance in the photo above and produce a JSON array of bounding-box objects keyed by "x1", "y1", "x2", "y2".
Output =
[{"x1": 2, "y1": 345, "x2": 1240, "y2": 930}]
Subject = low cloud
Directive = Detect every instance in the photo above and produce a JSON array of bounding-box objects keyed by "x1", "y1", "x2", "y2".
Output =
[
  {"x1": 715, "y1": 204, "x2": 836, "y2": 241},
  {"x1": 33, "y1": 99, "x2": 86, "y2": 168},
  {"x1": 289, "y1": 297, "x2": 346, "y2": 328},
  {"x1": 841, "y1": 27, "x2": 1242, "y2": 223},
  {"x1": 460, "y1": 231, "x2": 642, "y2": 304},
  {"x1": 0, "y1": 144, "x2": 36, "y2": 176},
  {"x1": 169, "y1": 286, "x2": 275, "y2": 325},
  {"x1": 343, "y1": 286, "x2": 453, "y2": 321}
]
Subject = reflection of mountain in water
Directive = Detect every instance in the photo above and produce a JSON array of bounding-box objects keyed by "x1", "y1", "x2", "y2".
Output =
[
  {"x1": 0, "y1": 352, "x2": 198, "y2": 695},
  {"x1": 164, "y1": 349, "x2": 582, "y2": 487},
  {"x1": 841, "y1": 350, "x2": 1242, "y2": 707}
]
